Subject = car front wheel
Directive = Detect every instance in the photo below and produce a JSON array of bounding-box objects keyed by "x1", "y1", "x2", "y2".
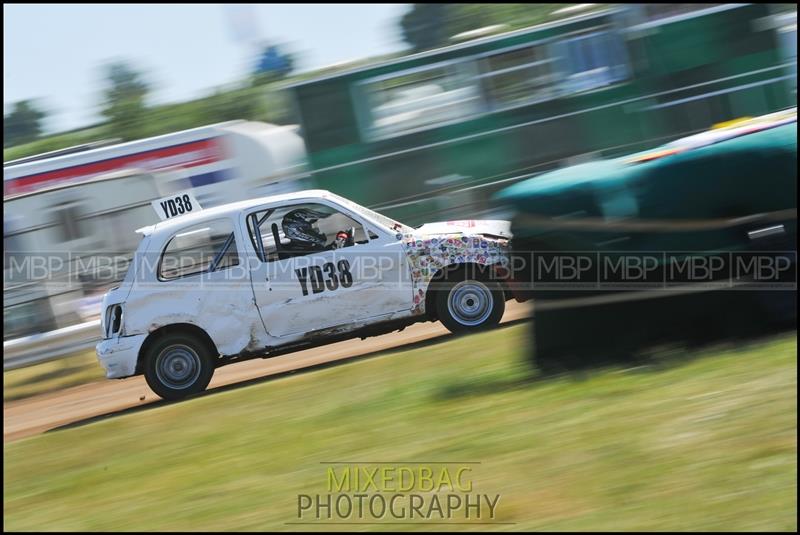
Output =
[
  {"x1": 143, "y1": 333, "x2": 215, "y2": 400},
  {"x1": 436, "y1": 274, "x2": 505, "y2": 334}
]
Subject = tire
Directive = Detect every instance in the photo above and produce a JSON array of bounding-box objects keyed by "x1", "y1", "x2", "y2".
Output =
[
  {"x1": 143, "y1": 332, "x2": 215, "y2": 400},
  {"x1": 435, "y1": 269, "x2": 505, "y2": 334}
]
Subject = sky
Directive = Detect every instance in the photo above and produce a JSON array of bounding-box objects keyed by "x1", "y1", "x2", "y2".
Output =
[{"x1": 3, "y1": 3, "x2": 410, "y2": 134}]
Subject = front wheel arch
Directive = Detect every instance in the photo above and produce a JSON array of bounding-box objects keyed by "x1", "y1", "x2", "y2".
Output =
[{"x1": 424, "y1": 262, "x2": 505, "y2": 323}]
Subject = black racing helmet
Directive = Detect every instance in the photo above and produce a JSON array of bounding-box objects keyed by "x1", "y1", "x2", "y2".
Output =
[{"x1": 282, "y1": 207, "x2": 329, "y2": 249}]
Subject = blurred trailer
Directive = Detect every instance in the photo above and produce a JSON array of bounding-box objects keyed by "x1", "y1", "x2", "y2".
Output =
[
  {"x1": 3, "y1": 120, "x2": 309, "y2": 208},
  {"x1": 3, "y1": 169, "x2": 168, "y2": 339}
]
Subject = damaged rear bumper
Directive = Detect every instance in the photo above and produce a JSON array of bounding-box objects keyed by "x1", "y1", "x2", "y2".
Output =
[{"x1": 96, "y1": 333, "x2": 147, "y2": 379}]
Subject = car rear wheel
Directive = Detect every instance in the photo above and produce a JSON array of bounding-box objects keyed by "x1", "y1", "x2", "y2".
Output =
[
  {"x1": 436, "y1": 272, "x2": 505, "y2": 334},
  {"x1": 143, "y1": 333, "x2": 215, "y2": 400}
]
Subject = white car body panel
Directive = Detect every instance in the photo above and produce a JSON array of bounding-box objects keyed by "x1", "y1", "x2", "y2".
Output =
[{"x1": 242, "y1": 195, "x2": 414, "y2": 339}]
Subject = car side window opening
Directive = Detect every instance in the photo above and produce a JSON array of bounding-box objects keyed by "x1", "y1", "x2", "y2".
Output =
[
  {"x1": 357, "y1": 28, "x2": 630, "y2": 141},
  {"x1": 158, "y1": 218, "x2": 239, "y2": 280},
  {"x1": 481, "y1": 43, "x2": 559, "y2": 109},
  {"x1": 359, "y1": 61, "x2": 483, "y2": 139},
  {"x1": 555, "y1": 31, "x2": 628, "y2": 93},
  {"x1": 247, "y1": 203, "x2": 369, "y2": 262}
]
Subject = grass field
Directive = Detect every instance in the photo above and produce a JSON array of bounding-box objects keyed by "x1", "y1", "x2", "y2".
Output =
[
  {"x1": 3, "y1": 324, "x2": 797, "y2": 531},
  {"x1": 3, "y1": 350, "x2": 104, "y2": 402}
]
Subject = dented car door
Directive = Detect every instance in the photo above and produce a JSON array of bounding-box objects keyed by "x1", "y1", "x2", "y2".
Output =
[{"x1": 244, "y1": 198, "x2": 413, "y2": 339}]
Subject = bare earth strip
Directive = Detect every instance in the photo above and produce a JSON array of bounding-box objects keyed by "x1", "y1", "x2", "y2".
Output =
[{"x1": 3, "y1": 301, "x2": 531, "y2": 443}]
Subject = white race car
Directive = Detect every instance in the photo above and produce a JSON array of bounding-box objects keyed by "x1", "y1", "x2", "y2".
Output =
[{"x1": 97, "y1": 189, "x2": 516, "y2": 399}]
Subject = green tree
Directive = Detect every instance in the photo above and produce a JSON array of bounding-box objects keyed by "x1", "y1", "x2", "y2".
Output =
[
  {"x1": 206, "y1": 87, "x2": 260, "y2": 122},
  {"x1": 400, "y1": 3, "x2": 449, "y2": 52},
  {"x1": 100, "y1": 61, "x2": 150, "y2": 141},
  {"x1": 4, "y1": 100, "x2": 47, "y2": 148},
  {"x1": 400, "y1": 4, "x2": 600, "y2": 52}
]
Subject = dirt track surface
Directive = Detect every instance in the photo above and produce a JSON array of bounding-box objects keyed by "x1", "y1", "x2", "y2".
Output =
[{"x1": 4, "y1": 302, "x2": 531, "y2": 443}]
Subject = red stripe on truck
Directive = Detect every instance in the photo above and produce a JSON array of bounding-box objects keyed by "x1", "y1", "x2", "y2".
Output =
[{"x1": 5, "y1": 138, "x2": 224, "y2": 196}]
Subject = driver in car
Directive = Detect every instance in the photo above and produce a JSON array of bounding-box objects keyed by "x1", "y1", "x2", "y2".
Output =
[{"x1": 281, "y1": 208, "x2": 353, "y2": 253}]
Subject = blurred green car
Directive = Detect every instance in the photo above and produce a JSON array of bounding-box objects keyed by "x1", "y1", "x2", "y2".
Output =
[
  {"x1": 495, "y1": 109, "x2": 797, "y2": 369},
  {"x1": 498, "y1": 109, "x2": 796, "y2": 254}
]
